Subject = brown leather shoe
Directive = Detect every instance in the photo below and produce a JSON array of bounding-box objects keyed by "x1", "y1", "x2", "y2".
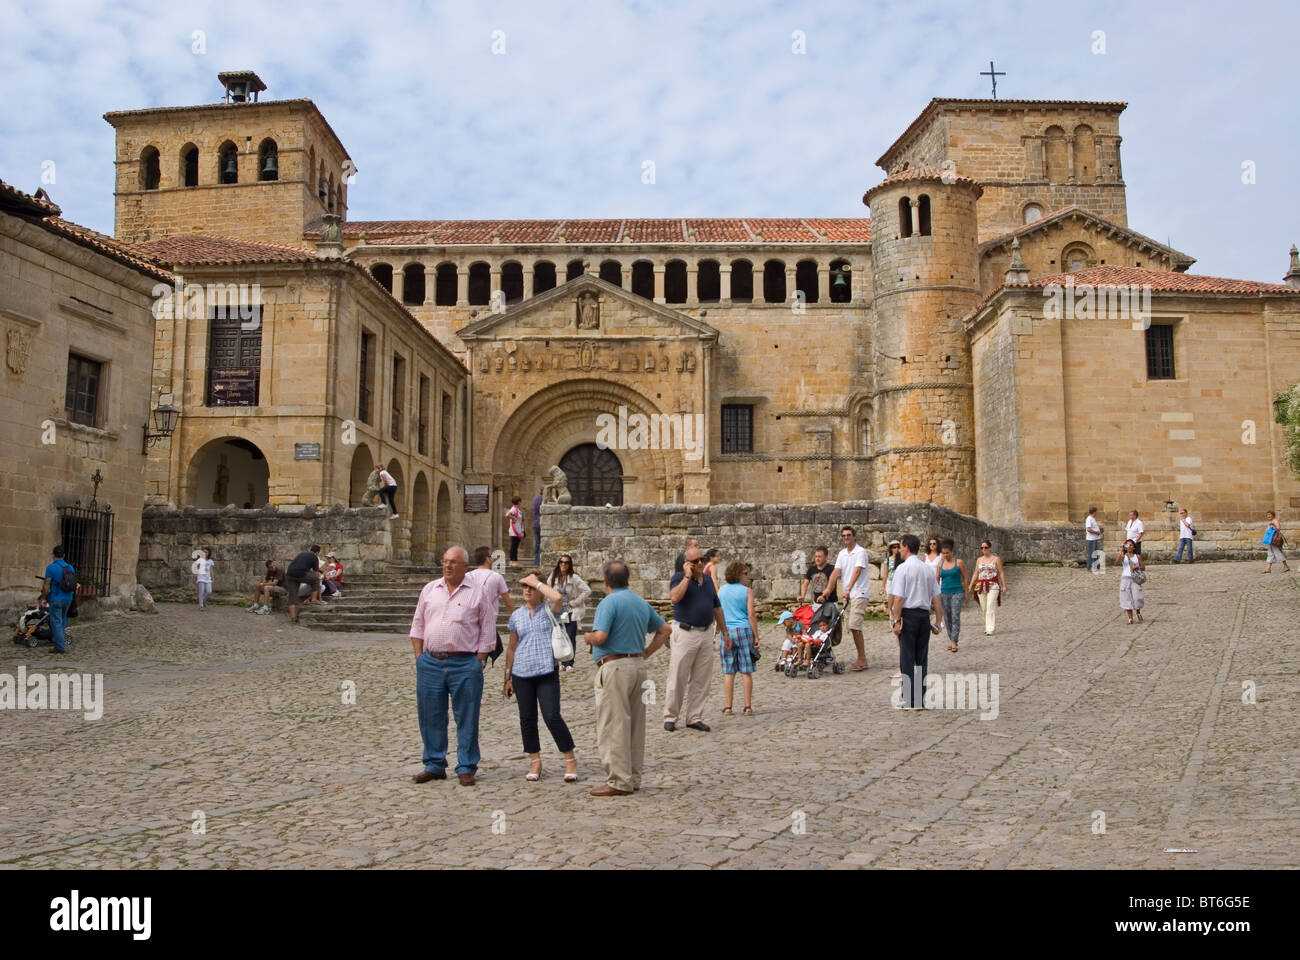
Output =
[
  {"x1": 457, "y1": 773, "x2": 476, "y2": 786},
  {"x1": 413, "y1": 769, "x2": 446, "y2": 783},
  {"x1": 589, "y1": 783, "x2": 632, "y2": 797}
]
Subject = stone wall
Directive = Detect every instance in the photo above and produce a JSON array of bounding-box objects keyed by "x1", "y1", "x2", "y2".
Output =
[{"x1": 137, "y1": 503, "x2": 392, "y2": 591}]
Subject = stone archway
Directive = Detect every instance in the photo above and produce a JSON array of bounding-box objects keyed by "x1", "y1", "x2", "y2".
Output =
[
  {"x1": 434, "y1": 481, "x2": 452, "y2": 554},
  {"x1": 489, "y1": 378, "x2": 681, "y2": 506},
  {"x1": 348, "y1": 443, "x2": 375, "y2": 506},
  {"x1": 411, "y1": 472, "x2": 431, "y2": 563},
  {"x1": 185, "y1": 436, "x2": 270, "y2": 507},
  {"x1": 559, "y1": 443, "x2": 624, "y2": 506}
]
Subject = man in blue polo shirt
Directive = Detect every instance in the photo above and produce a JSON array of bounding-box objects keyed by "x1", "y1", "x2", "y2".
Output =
[
  {"x1": 41, "y1": 545, "x2": 76, "y2": 654},
  {"x1": 663, "y1": 545, "x2": 730, "y2": 733},
  {"x1": 584, "y1": 560, "x2": 671, "y2": 796}
]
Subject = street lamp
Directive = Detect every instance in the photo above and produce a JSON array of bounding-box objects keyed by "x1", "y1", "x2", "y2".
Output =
[{"x1": 142, "y1": 403, "x2": 179, "y2": 454}]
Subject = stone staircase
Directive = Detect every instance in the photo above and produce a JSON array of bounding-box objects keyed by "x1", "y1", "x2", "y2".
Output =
[{"x1": 297, "y1": 563, "x2": 605, "y2": 634}]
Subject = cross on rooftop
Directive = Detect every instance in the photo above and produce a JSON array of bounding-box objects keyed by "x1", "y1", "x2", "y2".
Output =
[{"x1": 980, "y1": 60, "x2": 1006, "y2": 99}]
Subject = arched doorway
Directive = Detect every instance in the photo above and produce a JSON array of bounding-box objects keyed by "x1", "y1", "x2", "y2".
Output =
[
  {"x1": 186, "y1": 437, "x2": 269, "y2": 507},
  {"x1": 349, "y1": 443, "x2": 375, "y2": 506},
  {"x1": 435, "y1": 481, "x2": 452, "y2": 554},
  {"x1": 385, "y1": 459, "x2": 405, "y2": 515},
  {"x1": 411, "y1": 473, "x2": 430, "y2": 563},
  {"x1": 559, "y1": 444, "x2": 624, "y2": 506}
]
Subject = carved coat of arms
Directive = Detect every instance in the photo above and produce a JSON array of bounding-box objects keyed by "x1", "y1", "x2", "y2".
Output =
[{"x1": 6, "y1": 327, "x2": 31, "y2": 375}]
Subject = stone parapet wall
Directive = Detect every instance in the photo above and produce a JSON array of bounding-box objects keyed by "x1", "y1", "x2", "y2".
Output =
[
  {"x1": 543, "y1": 500, "x2": 1278, "y2": 616},
  {"x1": 137, "y1": 504, "x2": 393, "y2": 591}
]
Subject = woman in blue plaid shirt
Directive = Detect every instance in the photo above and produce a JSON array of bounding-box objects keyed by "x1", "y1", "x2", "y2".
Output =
[{"x1": 505, "y1": 572, "x2": 579, "y2": 782}]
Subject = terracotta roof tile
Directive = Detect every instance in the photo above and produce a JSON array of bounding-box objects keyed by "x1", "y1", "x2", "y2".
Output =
[
  {"x1": 863, "y1": 165, "x2": 982, "y2": 202},
  {"x1": 1, "y1": 179, "x2": 173, "y2": 282},
  {"x1": 135, "y1": 234, "x2": 321, "y2": 265},
  {"x1": 1006, "y1": 264, "x2": 1299, "y2": 296},
  {"x1": 340, "y1": 217, "x2": 870, "y2": 245}
]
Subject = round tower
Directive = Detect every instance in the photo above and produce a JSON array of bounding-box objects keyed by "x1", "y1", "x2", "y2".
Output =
[{"x1": 863, "y1": 166, "x2": 982, "y2": 514}]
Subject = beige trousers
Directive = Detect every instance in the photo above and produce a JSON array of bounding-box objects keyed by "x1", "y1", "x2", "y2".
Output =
[
  {"x1": 977, "y1": 585, "x2": 1000, "y2": 633},
  {"x1": 663, "y1": 623, "x2": 715, "y2": 725},
  {"x1": 594, "y1": 656, "x2": 647, "y2": 792}
]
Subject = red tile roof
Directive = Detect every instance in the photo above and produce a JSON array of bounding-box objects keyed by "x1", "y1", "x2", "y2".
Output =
[
  {"x1": 979, "y1": 206, "x2": 1196, "y2": 269},
  {"x1": 338, "y1": 217, "x2": 871, "y2": 245},
  {"x1": 135, "y1": 234, "x2": 320, "y2": 265},
  {"x1": 862, "y1": 164, "x2": 982, "y2": 202},
  {"x1": 0, "y1": 179, "x2": 173, "y2": 282},
  {"x1": 1005, "y1": 264, "x2": 1300, "y2": 296}
]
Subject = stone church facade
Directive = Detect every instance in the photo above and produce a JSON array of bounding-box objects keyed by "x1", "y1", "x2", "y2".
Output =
[{"x1": 94, "y1": 73, "x2": 1300, "y2": 553}]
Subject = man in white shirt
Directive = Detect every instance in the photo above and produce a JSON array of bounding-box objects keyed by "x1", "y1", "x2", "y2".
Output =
[
  {"x1": 824, "y1": 526, "x2": 871, "y2": 672},
  {"x1": 1125, "y1": 510, "x2": 1144, "y2": 556},
  {"x1": 888, "y1": 534, "x2": 943, "y2": 709},
  {"x1": 378, "y1": 467, "x2": 399, "y2": 519},
  {"x1": 1176, "y1": 508, "x2": 1195, "y2": 563},
  {"x1": 1085, "y1": 507, "x2": 1103, "y2": 573}
]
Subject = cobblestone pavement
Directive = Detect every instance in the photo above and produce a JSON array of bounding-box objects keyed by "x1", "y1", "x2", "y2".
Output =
[{"x1": 2, "y1": 563, "x2": 1296, "y2": 869}]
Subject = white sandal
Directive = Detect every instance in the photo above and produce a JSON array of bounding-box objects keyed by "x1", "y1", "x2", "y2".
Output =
[
  {"x1": 526, "y1": 761, "x2": 542, "y2": 782},
  {"x1": 563, "y1": 758, "x2": 578, "y2": 782}
]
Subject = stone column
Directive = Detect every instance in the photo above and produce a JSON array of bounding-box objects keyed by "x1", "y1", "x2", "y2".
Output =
[
  {"x1": 786, "y1": 263, "x2": 798, "y2": 306},
  {"x1": 719, "y1": 263, "x2": 732, "y2": 302},
  {"x1": 422, "y1": 264, "x2": 434, "y2": 306},
  {"x1": 392, "y1": 266, "x2": 405, "y2": 305},
  {"x1": 686, "y1": 261, "x2": 699, "y2": 306},
  {"x1": 816, "y1": 261, "x2": 829, "y2": 305},
  {"x1": 909, "y1": 200, "x2": 919, "y2": 237},
  {"x1": 523, "y1": 262, "x2": 534, "y2": 300},
  {"x1": 489, "y1": 263, "x2": 501, "y2": 301},
  {"x1": 1065, "y1": 135, "x2": 1077, "y2": 184},
  {"x1": 654, "y1": 262, "x2": 666, "y2": 304},
  {"x1": 456, "y1": 265, "x2": 468, "y2": 307},
  {"x1": 1113, "y1": 136, "x2": 1124, "y2": 183}
]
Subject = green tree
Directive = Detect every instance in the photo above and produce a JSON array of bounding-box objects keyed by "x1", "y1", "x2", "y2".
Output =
[{"x1": 1277, "y1": 384, "x2": 1300, "y2": 478}]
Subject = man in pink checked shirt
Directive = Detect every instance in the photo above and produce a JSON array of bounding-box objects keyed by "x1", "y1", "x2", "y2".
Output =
[{"x1": 410, "y1": 546, "x2": 497, "y2": 787}]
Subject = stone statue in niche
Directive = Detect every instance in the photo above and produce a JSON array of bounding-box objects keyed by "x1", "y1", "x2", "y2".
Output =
[
  {"x1": 542, "y1": 465, "x2": 572, "y2": 504},
  {"x1": 645, "y1": 354, "x2": 655, "y2": 372},
  {"x1": 521, "y1": 356, "x2": 532, "y2": 372},
  {"x1": 495, "y1": 355, "x2": 504, "y2": 372},
  {"x1": 659, "y1": 351, "x2": 670, "y2": 373},
  {"x1": 577, "y1": 292, "x2": 599, "y2": 330},
  {"x1": 213, "y1": 454, "x2": 230, "y2": 505},
  {"x1": 684, "y1": 351, "x2": 696, "y2": 373},
  {"x1": 579, "y1": 340, "x2": 596, "y2": 371},
  {"x1": 479, "y1": 355, "x2": 489, "y2": 373}
]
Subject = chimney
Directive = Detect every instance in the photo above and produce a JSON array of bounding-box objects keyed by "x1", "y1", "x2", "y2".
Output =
[
  {"x1": 1004, "y1": 237, "x2": 1030, "y2": 284},
  {"x1": 316, "y1": 214, "x2": 343, "y2": 259},
  {"x1": 1285, "y1": 244, "x2": 1300, "y2": 290}
]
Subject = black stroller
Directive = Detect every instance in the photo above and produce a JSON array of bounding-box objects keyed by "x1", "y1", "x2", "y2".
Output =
[
  {"x1": 10, "y1": 577, "x2": 65, "y2": 649},
  {"x1": 782, "y1": 603, "x2": 848, "y2": 679}
]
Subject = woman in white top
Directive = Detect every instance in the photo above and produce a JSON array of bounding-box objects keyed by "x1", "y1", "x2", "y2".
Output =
[
  {"x1": 193, "y1": 547, "x2": 214, "y2": 609},
  {"x1": 547, "y1": 554, "x2": 592, "y2": 672},
  {"x1": 923, "y1": 537, "x2": 942, "y2": 574},
  {"x1": 1118, "y1": 539, "x2": 1146, "y2": 624}
]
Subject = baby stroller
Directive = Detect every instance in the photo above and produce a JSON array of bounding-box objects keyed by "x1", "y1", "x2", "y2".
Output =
[
  {"x1": 780, "y1": 603, "x2": 847, "y2": 679},
  {"x1": 12, "y1": 599, "x2": 53, "y2": 648}
]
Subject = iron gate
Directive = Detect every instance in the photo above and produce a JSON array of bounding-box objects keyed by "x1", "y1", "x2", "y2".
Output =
[{"x1": 58, "y1": 503, "x2": 114, "y2": 595}]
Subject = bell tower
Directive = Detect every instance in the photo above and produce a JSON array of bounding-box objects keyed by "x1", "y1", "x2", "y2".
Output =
[
  {"x1": 104, "y1": 71, "x2": 353, "y2": 248},
  {"x1": 864, "y1": 167, "x2": 981, "y2": 514}
]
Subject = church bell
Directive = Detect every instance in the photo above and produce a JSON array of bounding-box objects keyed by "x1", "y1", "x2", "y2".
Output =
[
  {"x1": 261, "y1": 153, "x2": 278, "y2": 179},
  {"x1": 221, "y1": 156, "x2": 237, "y2": 182}
]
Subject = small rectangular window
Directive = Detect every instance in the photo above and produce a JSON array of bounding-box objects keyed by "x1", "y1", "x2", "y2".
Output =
[
  {"x1": 65, "y1": 354, "x2": 102, "y2": 427},
  {"x1": 1145, "y1": 324, "x2": 1175, "y2": 380},
  {"x1": 721, "y1": 404, "x2": 754, "y2": 454}
]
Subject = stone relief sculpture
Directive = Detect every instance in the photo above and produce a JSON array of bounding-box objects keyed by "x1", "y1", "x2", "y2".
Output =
[
  {"x1": 577, "y1": 292, "x2": 599, "y2": 330},
  {"x1": 541, "y1": 465, "x2": 572, "y2": 504}
]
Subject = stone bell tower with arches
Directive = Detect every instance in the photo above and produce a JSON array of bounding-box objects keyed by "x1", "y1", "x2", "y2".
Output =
[{"x1": 864, "y1": 166, "x2": 982, "y2": 514}]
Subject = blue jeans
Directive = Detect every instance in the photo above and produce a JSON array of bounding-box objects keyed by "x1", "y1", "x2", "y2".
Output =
[
  {"x1": 416, "y1": 652, "x2": 483, "y2": 775},
  {"x1": 1086, "y1": 538, "x2": 1101, "y2": 570},
  {"x1": 49, "y1": 596, "x2": 71, "y2": 651},
  {"x1": 1176, "y1": 538, "x2": 1194, "y2": 562}
]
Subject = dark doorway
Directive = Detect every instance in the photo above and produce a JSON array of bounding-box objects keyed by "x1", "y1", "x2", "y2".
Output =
[{"x1": 559, "y1": 443, "x2": 624, "y2": 506}]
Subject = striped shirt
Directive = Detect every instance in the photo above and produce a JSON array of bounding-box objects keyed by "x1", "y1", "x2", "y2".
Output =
[
  {"x1": 410, "y1": 577, "x2": 496, "y2": 655},
  {"x1": 508, "y1": 603, "x2": 559, "y2": 678}
]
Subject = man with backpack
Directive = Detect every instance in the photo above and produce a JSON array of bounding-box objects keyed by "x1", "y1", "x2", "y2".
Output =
[{"x1": 40, "y1": 545, "x2": 76, "y2": 653}]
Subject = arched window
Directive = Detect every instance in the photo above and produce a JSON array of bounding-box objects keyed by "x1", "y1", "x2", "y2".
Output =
[
  {"x1": 1073, "y1": 124, "x2": 1096, "y2": 182},
  {"x1": 257, "y1": 138, "x2": 278, "y2": 181},
  {"x1": 918, "y1": 195, "x2": 932, "y2": 236},
  {"x1": 1062, "y1": 243, "x2": 1095, "y2": 272},
  {"x1": 566, "y1": 259, "x2": 584, "y2": 282},
  {"x1": 664, "y1": 260, "x2": 687, "y2": 303},
  {"x1": 697, "y1": 260, "x2": 721, "y2": 302},
  {"x1": 898, "y1": 196, "x2": 912, "y2": 238},
  {"x1": 403, "y1": 264, "x2": 426, "y2": 305},
  {"x1": 1023, "y1": 203, "x2": 1044, "y2": 224},
  {"x1": 179, "y1": 144, "x2": 198, "y2": 187},
  {"x1": 1044, "y1": 125, "x2": 1067, "y2": 183},
  {"x1": 468, "y1": 262, "x2": 491, "y2": 305},
  {"x1": 533, "y1": 261, "x2": 556, "y2": 295},
  {"x1": 730, "y1": 260, "x2": 754, "y2": 302},
  {"x1": 762, "y1": 260, "x2": 786, "y2": 303},
  {"x1": 136, "y1": 146, "x2": 160, "y2": 191},
  {"x1": 326, "y1": 174, "x2": 335, "y2": 212},
  {"x1": 318, "y1": 161, "x2": 327, "y2": 201},
  {"x1": 501, "y1": 261, "x2": 524, "y2": 304},
  {"x1": 829, "y1": 259, "x2": 852, "y2": 303},
  {"x1": 795, "y1": 260, "x2": 818, "y2": 303},
  {"x1": 370, "y1": 263, "x2": 393, "y2": 293},
  {"x1": 308, "y1": 147, "x2": 316, "y2": 192},
  {"x1": 218, "y1": 141, "x2": 238, "y2": 184},
  {"x1": 599, "y1": 260, "x2": 622, "y2": 287},
  {"x1": 434, "y1": 263, "x2": 458, "y2": 305},
  {"x1": 631, "y1": 261, "x2": 654, "y2": 299}
]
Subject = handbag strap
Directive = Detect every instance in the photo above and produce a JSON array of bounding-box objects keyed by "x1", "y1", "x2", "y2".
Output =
[{"x1": 543, "y1": 603, "x2": 562, "y2": 630}]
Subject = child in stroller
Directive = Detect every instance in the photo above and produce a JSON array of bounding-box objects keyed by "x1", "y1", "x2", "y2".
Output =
[
  {"x1": 12, "y1": 588, "x2": 54, "y2": 649},
  {"x1": 778, "y1": 604, "x2": 848, "y2": 678}
]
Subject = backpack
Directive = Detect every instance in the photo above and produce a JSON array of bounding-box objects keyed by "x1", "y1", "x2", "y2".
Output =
[{"x1": 58, "y1": 562, "x2": 77, "y2": 594}]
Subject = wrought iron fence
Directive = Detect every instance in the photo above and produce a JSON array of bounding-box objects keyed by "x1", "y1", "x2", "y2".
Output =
[{"x1": 58, "y1": 502, "x2": 114, "y2": 596}]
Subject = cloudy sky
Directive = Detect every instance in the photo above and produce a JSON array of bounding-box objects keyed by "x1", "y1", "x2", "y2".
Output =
[{"x1": 3, "y1": 0, "x2": 1296, "y2": 281}]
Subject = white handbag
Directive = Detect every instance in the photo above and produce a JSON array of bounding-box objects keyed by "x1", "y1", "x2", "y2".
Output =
[{"x1": 545, "y1": 604, "x2": 574, "y2": 662}]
